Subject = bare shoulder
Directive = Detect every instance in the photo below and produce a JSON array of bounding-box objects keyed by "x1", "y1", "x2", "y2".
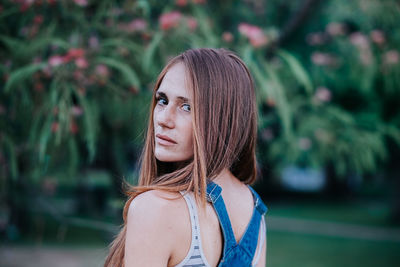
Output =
[
  {"x1": 130, "y1": 189, "x2": 183, "y2": 207},
  {"x1": 124, "y1": 190, "x2": 188, "y2": 266},
  {"x1": 127, "y1": 189, "x2": 185, "y2": 224}
]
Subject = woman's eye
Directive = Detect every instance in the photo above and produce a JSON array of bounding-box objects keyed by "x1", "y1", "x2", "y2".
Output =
[
  {"x1": 156, "y1": 97, "x2": 168, "y2": 106},
  {"x1": 182, "y1": 103, "x2": 191, "y2": 112}
]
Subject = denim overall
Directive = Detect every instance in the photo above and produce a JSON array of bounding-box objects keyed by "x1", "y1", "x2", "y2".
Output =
[{"x1": 206, "y1": 181, "x2": 268, "y2": 267}]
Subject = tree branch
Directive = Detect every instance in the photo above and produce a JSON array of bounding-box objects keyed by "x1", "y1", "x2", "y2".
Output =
[{"x1": 267, "y1": 0, "x2": 322, "y2": 56}]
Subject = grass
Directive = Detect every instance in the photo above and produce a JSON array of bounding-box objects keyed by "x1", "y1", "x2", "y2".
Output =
[
  {"x1": 265, "y1": 197, "x2": 400, "y2": 267},
  {"x1": 6, "y1": 214, "x2": 112, "y2": 246},
  {"x1": 266, "y1": 198, "x2": 394, "y2": 227},
  {"x1": 267, "y1": 230, "x2": 400, "y2": 267}
]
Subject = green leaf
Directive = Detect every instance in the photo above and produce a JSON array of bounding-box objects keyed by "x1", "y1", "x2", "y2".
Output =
[
  {"x1": 68, "y1": 137, "x2": 79, "y2": 176},
  {"x1": 28, "y1": 108, "x2": 44, "y2": 146},
  {"x1": 192, "y1": 6, "x2": 218, "y2": 47},
  {"x1": 0, "y1": 35, "x2": 69, "y2": 59},
  {"x1": 143, "y1": 32, "x2": 164, "y2": 74},
  {"x1": 96, "y1": 57, "x2": 141, "y2": 89},
  {"x1": 0, "y1": 6, "x2": 19, "y2": 20},
  {"x1": 101, "y1": 39, "x2": 143, "y2": 55},
  {"x1": 278, "y1": 50, "x2": 313, "y2": 95},
  {"x1": 263, "y1": 61, "x2": 294, "y2": 139},
  {"x1": 2, "y1": 134, "x2": 18, "y2": 180},
  {"x1": 4, "y1": 63, "x2": 47, "y2": 93},
  {"x1": 74, "y1": 90, "x2": 98, "y2": 162},
  {"x1": 136, "y1": 0, "x2": 151, "y2": 18},
  {"x1": 39, "y1": 114, "x2": 53, "y2": 162}
]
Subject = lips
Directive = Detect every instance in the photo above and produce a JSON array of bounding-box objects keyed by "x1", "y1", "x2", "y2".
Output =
[{"x1": 156, "y1": 134, "x2": 177, "y2": 145}]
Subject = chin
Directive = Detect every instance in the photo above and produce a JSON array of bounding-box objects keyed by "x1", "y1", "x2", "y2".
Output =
[
  {"x1": 155, "y1": 150, "x2": 193, "y2": 163},
  {"x1": 155, "y1": 154, "x2": 186, "y2": 162},
  {"x1": 155, "y1": 156, "x2": 177, "y2": 162}
]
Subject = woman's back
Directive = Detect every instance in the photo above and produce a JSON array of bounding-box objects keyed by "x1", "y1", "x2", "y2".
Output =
[{"x1": 125, "y1": 170, "x2": 266, "y2": 267}]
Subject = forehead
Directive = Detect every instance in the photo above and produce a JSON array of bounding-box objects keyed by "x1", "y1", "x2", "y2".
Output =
[{"x1": 157, "y1": 62, "x2": 191, "y2": 99}]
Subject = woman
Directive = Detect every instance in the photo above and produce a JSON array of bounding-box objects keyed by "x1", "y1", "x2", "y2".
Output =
[{"x1": 104, "y1": 48, "x2": 267, "y2": 267}]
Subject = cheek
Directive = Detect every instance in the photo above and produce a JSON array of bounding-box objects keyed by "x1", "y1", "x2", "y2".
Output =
[{"x1": 153, "y1": 109, "x2": 158, "y2": 129}]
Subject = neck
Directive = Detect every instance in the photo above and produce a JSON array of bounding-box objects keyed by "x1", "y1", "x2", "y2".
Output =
[{"x1": 213, "y1": 168, "x2": 240, "y2": 187}]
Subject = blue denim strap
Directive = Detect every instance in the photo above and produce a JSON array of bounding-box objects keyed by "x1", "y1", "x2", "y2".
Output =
[
  {"x1": 206, "y1": 181, "x2": 268, "y2": 266},
  {"x1": 247, "y1": 185, "x2": 268, "y2": 215},
  {"x1": 237, "y1": 185, "x2": 268, "y2": 258},
  {"x1": 206, "y1": 181, "x2": 237, "y2": 253}
]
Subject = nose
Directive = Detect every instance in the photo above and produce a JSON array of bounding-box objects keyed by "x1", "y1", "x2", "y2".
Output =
[{"x1": 155, "y1": 105, "x2": 175, "y2": 129}]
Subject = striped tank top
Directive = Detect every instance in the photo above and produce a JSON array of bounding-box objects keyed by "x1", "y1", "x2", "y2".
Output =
[{"x1": 174, "y1": 191, "x2": 266, "y2": 267}]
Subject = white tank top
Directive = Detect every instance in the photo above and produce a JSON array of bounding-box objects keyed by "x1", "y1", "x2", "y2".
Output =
[{"x1": 174, "y1": 191, "x2": 266, "y2": 267}]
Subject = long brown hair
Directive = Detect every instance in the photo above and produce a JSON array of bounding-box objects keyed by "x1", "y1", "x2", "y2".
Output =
[{"x1": 104, "y1": 48, "x2": 258, "y2": 267}]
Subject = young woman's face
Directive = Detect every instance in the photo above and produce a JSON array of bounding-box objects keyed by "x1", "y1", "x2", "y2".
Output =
[{"x1": 153, "y1": 62, "x2": 194, "y2": 162}]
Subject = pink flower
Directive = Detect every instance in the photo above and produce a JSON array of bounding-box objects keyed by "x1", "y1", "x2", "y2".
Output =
[
  {"x1": 222, "y1": 32, "x2": 233, "y2": 43},
  {"x1": 48, "y1": 55, "x2": 64, "y2": 67},
  {"x1": 51, "y1": 122, "x2": 59, "y2": 132},
  {"x1": 95, "y1": 64, "x2": 110, "y2": 77},
  {"x1": 42, "y1": 66, "x2": 53, "y2": 77},
  {"x1": 89, "y1": 36, "x2": 99, "y2": 49},
  {"x1": 71, "y1": 106, "x2": 83, "y2": 117},
  {"x1": 349, "y1": 32, "x2": 373, "y2": 65},
  {"x1": 314, "y1": 129, "x2": 332, "y2": 143},
  {"x1": 159, "y1": 11, "x2": 182, "y2": 30},
  {"x1": 298, "y1": 137, "x2": 312, "y2": 151},
  {"x1": 238, "y1": 23, "x2": 268, "y2": 48},
  {"x1": 326, "y1": 22, "x2": 346, "y2": 36},
  {"x1": 125, "y1": 19, "x2": 148, "y2": 33},
  {"x1": 370, "y1": 30, "x2": 385, "y2": 45},
  {"x1": 74, "y1": 0, "x2": 88, "y2": 7},
  {"x1": 33, "y1": 15, "x2": 43, "y2": 24},
  {"x1": 314, "y1": 86, "x2": 332, "y2": 102},
  {"x1": 311, "y1": 52, "x2": 337, "y2": 66},
  {"x1": 70, "y1": 121, "x2": 79, "y2": 134},
  {"x1": 306, "y1": 32, "x2": 326, "y2": 46},
  {"x1": 360, "y1": 50, "x2": 372, "y2": 65},
  {"x1": 187, "y1": 17, "x2": 198, "y2": 31},
  {"x1": 350, "y1": 32, "x2": 369, "y2": 50},
  {"x1": 175, "y1": 0, "x2": 187, "y2": 6},
  {"x1": 66, "y1": 48, "x2": 85, "y2": 59},
  {"x1": 19, "y1": 1, "x2": 33, "y2": 12},
  {"x1": 383, "y1": 50, "x2": 399, "y2": 65},
  {"x1": 75, "y1": 57, "x2": 89, "y2": 69},
  {"x1": 73, "y1": 70, "x2": 84, "y2": 81}
]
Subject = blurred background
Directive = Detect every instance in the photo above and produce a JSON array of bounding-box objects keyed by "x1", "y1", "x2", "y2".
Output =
[{"x1": 1, "y1": 0, "x2": 400, "y2": 266}]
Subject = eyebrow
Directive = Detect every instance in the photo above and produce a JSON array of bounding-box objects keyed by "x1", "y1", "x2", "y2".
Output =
[{"x1": 156, "y1": 90, "x2": 190, "y2": 102}]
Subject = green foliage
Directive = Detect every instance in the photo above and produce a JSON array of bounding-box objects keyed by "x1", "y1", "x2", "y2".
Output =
[
  {"x1": 4, "y1": 62, "x2": 47, "y2": 93},
  {"x1": 0, "y1": 0, "x2": 399, "y2": 207}
]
